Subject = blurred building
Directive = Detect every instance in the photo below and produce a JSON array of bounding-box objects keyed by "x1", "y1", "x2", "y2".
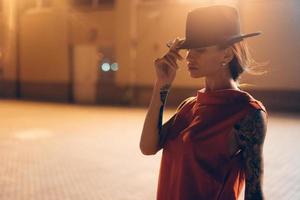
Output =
[{"x1": 0, "y1": 0, "x2": 299, "y2": 112}]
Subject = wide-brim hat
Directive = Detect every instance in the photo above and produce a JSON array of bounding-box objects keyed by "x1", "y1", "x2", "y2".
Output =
[{"x1": 167, "y1": 5, "x2": 262, "y2": 49}]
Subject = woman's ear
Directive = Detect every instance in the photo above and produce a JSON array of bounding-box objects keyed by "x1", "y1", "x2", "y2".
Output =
[{"x1": 222, "y1": 47, "x2": 234, "y2": 64}]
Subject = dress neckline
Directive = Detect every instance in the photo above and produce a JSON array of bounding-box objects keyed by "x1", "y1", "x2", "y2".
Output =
[
  {"x1": 196, "y1": 87, "x2": 254, "y2": 105},
  {"x1": 200, "y1": 87, "x2": 242, "y2": 93}
]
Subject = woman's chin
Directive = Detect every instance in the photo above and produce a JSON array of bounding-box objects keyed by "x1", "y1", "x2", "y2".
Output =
[{"x1": 188, "y1": 71, "x2": 203, "y2": 78}]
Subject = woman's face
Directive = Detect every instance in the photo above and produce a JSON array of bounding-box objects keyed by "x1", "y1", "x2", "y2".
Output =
[{"x1": 185, "y1": 46, "x2": 227, "y2": 78}]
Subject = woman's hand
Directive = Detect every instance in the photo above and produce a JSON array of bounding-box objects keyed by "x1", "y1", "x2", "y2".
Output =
[{"x1": 154, "y1": 38, "x2": 184, "y2": 87}]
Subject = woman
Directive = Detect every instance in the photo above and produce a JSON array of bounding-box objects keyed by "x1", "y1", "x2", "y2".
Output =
[{"x1": 140, "y1": 5, "x2": 268, "y2": 200}]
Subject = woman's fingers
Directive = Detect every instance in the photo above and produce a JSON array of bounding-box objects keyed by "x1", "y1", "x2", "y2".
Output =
[
  {"x1": 161, "y1": 58, "x2": 177, "y2": 71},
  {"x1": 154, "y1": 37, "x2": 184, "y2": 78},
  {"x1": 164, "y1": 54, "x2": 178, "y2": 68},
  {"x1": 163, "y1": 51, "x2": 183, "y2": 70},
  {"x1": 166, "y1": 38, "x2": 184, "y2": 62},
  {"x1": 170, "y1": 37, "x2": 182, "y2": 50},
  {"x1": 167, "y1": 50, "x2": 184, "y2": 61},
  {"x1": 156, "y1": 57, "x2": 177, "y2": 71}
]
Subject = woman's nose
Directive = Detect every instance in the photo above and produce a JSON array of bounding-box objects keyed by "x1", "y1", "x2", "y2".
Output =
[{"x1": 186, "y1": 50, "x2": 193, "y2": 60}]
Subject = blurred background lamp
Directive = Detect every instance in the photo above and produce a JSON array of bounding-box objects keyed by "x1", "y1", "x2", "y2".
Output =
[
  {"x1": 101, "y1": 62, "x2": 110, "y2": 72},
  {"x1": 110, "y1": 62, "x2": 119, "y2": 71}
]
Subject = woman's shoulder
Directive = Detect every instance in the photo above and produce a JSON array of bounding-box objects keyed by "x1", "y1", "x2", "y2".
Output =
[
  {"x1": 238, "y1": 88, "x2": 267, "y2": 114},
  {"x1": 175, "y1": 96, "x2": 197, "y2": 113},
  {"x1": 242, "y1": 94, "x2": 268, "y2": 122},
  {"x1": 234, "y1": 92, "x2": 268, "y2": 133},
  {"x1": 249, "y1": 100, "x2": 267, "y2": 113},
  {"x1": 238, "y1": 86, "x2": 267, "y2": 112}
]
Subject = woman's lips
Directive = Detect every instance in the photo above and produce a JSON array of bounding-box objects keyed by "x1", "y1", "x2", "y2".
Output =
[{"x1": 188, "y1": 63, "x2": 198, "y2": 70}]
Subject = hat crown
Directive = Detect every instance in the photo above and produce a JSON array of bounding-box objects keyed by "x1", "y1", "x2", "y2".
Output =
[
  {"x1": 185, "y1": 5, "x2": 241, "y2": 47},
  {"x1": 167, "y1": 5, "x2": 262, "y2": 49}
]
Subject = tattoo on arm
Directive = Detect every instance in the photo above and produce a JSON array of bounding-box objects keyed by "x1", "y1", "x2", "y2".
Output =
[
  {"x1": 158, "y1": 84, "x2": 171, "y2": 131},
  {"x1": 234, "y1": 109, "x2": 267, "y2": 200}
]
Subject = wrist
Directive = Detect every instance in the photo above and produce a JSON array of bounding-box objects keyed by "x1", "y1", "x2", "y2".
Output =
[{"x1": 155, "y1": 80, "x2": 172, "y2": 91}]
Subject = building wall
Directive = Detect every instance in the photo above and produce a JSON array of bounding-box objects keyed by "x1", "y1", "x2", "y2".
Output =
[
  {"x1": 0, "y1": 0, "x2": 18, "y2": 97},
  {"x1": 69, "y1": 10, "x2": 115, "y2": 47},
  {"x1": 0, "y1": 11, "x2": 4, "y2": 78},
  {"x1": 0, "y1": 0, "x2": 115, "y2": 101},
  {"x1": 19, "y1": 9, "x2": 70, "y2": 101},
  {"x1": 20, "y1": 10, "x2": 69, "y2": 83},
  {"x1": 114, "y1": 0, "x2": 136, "y2": 90},
  {"x1": 0, "y1": 0, "x2": 299, "y2": 111},
  {"x1": 239, "y1": 0, "x2": 300, "y2": 90}
]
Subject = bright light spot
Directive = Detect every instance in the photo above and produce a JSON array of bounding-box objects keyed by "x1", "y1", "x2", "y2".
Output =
[
  {"x1": 101, "y1": 63, "x2": 110, "y2": 72},
  {"x1": 111, "y1": 63, "x2": 119, "y2": 71}
]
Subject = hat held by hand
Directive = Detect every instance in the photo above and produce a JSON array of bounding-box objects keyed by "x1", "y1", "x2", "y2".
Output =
[{"x1": 167, "y1": 5, "x2": 262, "y2": 49}]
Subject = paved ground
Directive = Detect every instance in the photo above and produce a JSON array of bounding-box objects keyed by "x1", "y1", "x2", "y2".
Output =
[{"x1": 0, "y1": 100, "x2": 299, "y2": 200}]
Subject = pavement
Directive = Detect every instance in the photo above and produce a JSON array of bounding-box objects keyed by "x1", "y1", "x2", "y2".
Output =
[{"x1": 0, "y1": 100, "x2": 299, "y2": 200}]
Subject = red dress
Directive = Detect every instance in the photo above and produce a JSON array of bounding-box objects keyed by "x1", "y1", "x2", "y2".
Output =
[{"x1": 156, "y1": 88, "x2": 268, "y2": 200}]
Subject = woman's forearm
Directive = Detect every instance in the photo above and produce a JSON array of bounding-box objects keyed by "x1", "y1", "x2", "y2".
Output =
[{"x1": 139, "y1": 81, "x2": 171, "y2": 155}]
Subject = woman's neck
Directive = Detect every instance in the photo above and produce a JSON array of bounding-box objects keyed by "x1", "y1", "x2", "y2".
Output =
[{"x1": 204, "y1": 75, "x2": 239, "y2": 92}]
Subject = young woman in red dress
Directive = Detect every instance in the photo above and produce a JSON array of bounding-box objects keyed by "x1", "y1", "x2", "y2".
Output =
[{"x1": 140, "y1": 5, "x2": 268, "y2": 200}]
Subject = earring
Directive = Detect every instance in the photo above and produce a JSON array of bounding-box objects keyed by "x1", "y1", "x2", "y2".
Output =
[{"x1": 221, "y1": 62, "x2": 226, "y2": 67}]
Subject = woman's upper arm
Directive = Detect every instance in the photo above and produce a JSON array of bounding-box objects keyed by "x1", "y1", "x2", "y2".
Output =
[
  {"x1": 157, "y1": 114, "x2": 177, "y2": 151},
  {"x1": 233, "y1": 108, "x2": 267, "y2": 199},
  {"x1": 156, "y1": 97, "x2": 195, "y2": 152}
]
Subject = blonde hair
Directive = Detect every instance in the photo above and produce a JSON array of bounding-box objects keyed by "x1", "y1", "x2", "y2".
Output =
[{"x1": 228, "y1": 40, "x2": 269, "y2": 88}]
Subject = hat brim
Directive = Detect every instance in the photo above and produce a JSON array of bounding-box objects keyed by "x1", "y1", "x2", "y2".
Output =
[
  {"x1": 221, "y1": 31, "x2": 262, "y2": 47},
  {"x1": 166, "y1": 31, "x2": 262, "y2": 49}
]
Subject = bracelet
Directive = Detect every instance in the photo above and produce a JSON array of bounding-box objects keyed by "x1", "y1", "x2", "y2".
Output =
[
  {"x1": 159, "y1": 84, "x2": 171, "y2": 92},
  {"x1": 159, "y1": 90, "x2": 169, "y2": 104},
  {"x1": 160, "y1": 89, "x2": 169, "y2": 93}
]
